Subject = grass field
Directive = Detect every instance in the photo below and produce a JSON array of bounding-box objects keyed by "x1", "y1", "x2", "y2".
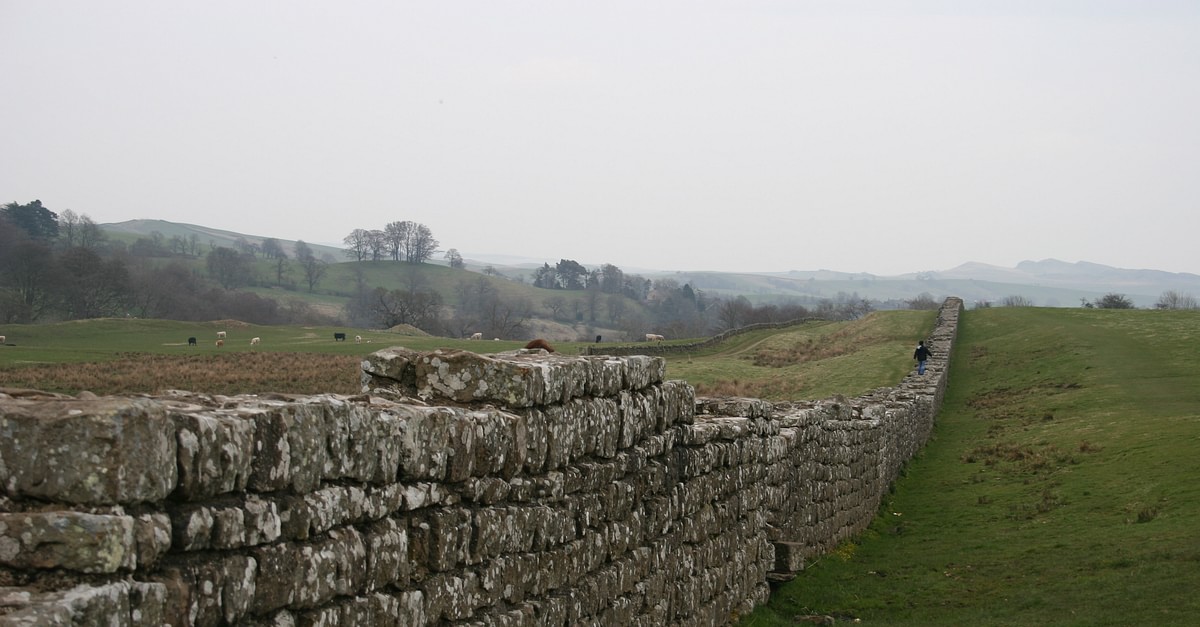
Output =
[
  {"x1": 0, "y1": 312, "x2": 932, "y2": 398},
  {"x1": 0, "y1": 318, "x2": 535, "y2": 395},
  {"x1": 741, "y1": 307, "x2": 1200, "y2": 626}
]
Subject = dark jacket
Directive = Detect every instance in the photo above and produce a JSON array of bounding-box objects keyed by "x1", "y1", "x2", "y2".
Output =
[{"x1": 914, "y1": 344, "x2": 932, "y2": 361}]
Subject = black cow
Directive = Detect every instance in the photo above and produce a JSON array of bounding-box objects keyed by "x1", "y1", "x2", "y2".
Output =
[
  {"x1": 188, "y1": 337, "x2": 197, "y2": 346},
  {"x1": 334, "y1": 332, "x2": 346, "y2": 342}
]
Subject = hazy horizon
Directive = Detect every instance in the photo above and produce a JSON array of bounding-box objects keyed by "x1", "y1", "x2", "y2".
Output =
[{"x1": 4, "y1": 1, "x2": 1198, "y2": 275}]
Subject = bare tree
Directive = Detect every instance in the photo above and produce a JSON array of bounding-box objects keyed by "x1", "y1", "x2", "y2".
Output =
[
  {"x1": 300, "y1": 257, "x2": 327, "y2": 293},
  {"x1": 543, "y1": 295, "x2": 568, "y2": 319},
  {"x1": 273, "y1": 255, "x2": 291, "y2": 287},
  {"x1": 261, "y1": 238, "x2": 285, "y2": 260},
  {"x1": 384, "y1": 221, "x2": 413, "y2": 261},
  {"x1": 1155, "y1": 290, "x2": 1198, "y2": 310},
  {"x1": 343, "y1": 229, "x2": 371, "y2": 261},
  {"x1": 1001, "y1": 295, "x2": 1034, "y2": 307},
  {"x1": 366, "y1": 229, "x2": 387, "y2": 261},
  {"x1": 408, "y1": 223, "x2": 439, "y2": 263},
  {"x1": 907, "y1": 292, "x2": 940, "y2": 310},
  {"x1": 717, "y1": 296, "x2": 753, "y2": 331},
  {"x1": 58, "y1": 209, "x2": 81, "y2": 248}
]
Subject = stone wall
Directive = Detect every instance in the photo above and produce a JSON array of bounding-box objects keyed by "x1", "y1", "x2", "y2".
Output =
[{"x1": 0, "y1": 299, "x2": 961, "y2": 626}]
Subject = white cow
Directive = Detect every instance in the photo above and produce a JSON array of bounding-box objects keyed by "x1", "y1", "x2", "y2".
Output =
[
  {"x1": 0, "y1": 335, "x2": 6, "y2": 344},
  {"x1": 645, "y1": 333, "x2": 665, "y2": 342},
  {"x1": 355, "y1": 335, "x2": 363, "y2": 343},
  {"x1": 250, "y1": 337, "x2": 261, "y2": 346},
  {"x1": 217, "y1": 331, "x2": 227, "y2": 339},
  {"x1": 470, "y1": 332, "x2": 483, "y2": 340}
]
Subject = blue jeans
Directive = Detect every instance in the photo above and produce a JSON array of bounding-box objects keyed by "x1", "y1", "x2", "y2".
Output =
[{"x1": 917, "y1": 360, "x2": 927, "y2": 375}]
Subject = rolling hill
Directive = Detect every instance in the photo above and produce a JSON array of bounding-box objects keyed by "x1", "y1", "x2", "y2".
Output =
[{"x1": 100, "y1": 220, "x2": 1200, "y2": 309}]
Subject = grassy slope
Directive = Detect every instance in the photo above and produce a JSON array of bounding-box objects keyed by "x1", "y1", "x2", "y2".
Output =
[
  {"x1": 742, "y1": 307, "x2": 1200, "y2": 626},
  {"x1": 665, "y1": 310, "x2": 937, "y2": 401},
  {"x1": 153, "y1": 254, "x2": 656, "y2": 330}
]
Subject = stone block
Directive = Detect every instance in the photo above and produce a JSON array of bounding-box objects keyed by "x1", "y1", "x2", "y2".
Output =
[
  {"x1": 0, "y1": 397, "x2": 176, "y2": 505},
  {"x1": 133, "y1": 512, "x2": 172, "y2": 569},
  {"x1": 0, "y1": 512, "x2": 135, "y2": 573},
  {"x1": 363, "y1": 517, "x2": 410, "y2": 591},
  {"x1": 0, "y1": 581, "x2": 164, "y2": 627},
  {"x1": 359, "y1": 346, "x2": 421, "y2": 397},
  {"x1": 312, "y1": 400, "x2": 380, "y2": 483},
  {"x1": 245, "y1": 403, "x2": 328, "y2": 493},
  {"x1": 155, "y1": 553, "x2": 257, "y2": 627},
  {"x1": 170, "y1": 408, "x2": 255, "y2": 500}
]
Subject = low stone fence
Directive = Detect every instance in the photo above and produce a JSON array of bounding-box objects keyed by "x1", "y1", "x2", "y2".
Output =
[{"x1": 0, "y1": 299, "x2": 961, "y2": 625}]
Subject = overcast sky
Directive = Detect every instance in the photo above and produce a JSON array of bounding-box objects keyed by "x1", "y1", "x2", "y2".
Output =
[{"x1": 3, "y1": 1, "x2": 1198, "y2": 275}]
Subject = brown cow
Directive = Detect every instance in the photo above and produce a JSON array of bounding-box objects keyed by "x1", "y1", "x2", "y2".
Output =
[{"x1": 523, "y1": 338, "x2": 555, "y2": 353}]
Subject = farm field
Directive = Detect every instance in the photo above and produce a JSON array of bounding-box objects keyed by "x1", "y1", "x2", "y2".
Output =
[
  {"x1": 0, "y1": 311, "x2": 933, "y2": 398},
  {"x1": 741, "y1": 307, "x2": 1200, "y2": 626},
  {"x1": 0, "y1": 318, "x2": 530, "y2": 395}
]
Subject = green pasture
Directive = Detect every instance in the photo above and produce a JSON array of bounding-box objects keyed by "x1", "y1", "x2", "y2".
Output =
[
  {"x1": 742, "y1": 307, "x2": 1200, "y2": 626},
  {"x1": 0, "y1": 318, "x2": 534, "y2": 366}
]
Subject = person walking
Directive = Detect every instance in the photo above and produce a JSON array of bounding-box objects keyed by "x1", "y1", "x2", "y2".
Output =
[{"x1": 913, "y1": 340, "x2": 933, "y2": 375}]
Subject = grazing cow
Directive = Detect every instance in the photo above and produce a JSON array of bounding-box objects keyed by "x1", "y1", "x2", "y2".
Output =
[
  {"x1": 645, "y1": 333, "x2": 665, "y2": 342},
  {"x1": 470, "y1": 332, "x2": 483, "y2": 340},
  {"x1": 188, "y1": 337, "x2": 197, "y2": 346},
  {"x1": 355, "y1": 335, "x2": 363, "y2": 343},
  {"x1": 217, "y1": 331, "x2": 227, "y2": 339},
  {"x1": 595, "y1": 335, "x2": 602, "y2": 343},
  {"x1": 216, "y1": 339, "x2": 224, "y2": 348},
  {"x1": 0, "y1": 335, "x2": 6, "y2": 344},
  {"x1": 334, "y1": 332, "x2": 346, "y2": 342},
  {"x1": 524, "y1": 338, "x2": 555, "y2": 353},
  {"x1": 251, "y1": 337, "x2": 261, "y2": 346}
]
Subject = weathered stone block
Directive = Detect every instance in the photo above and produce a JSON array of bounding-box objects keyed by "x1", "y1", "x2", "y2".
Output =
[
  {"x1": 245, "y1": 403, "x2": 328, "y2": 493},
  {"x1": 359, "y1": 346, "x2": 421, "y2": 396},
  {"x1": 0, "y1": 512, "x2": 135, "y2": 573},
  {"x1": 313, "y1": 400, "x2": 380, "y2": 483},
  {"x1": 133, "y1": 512, "x2": 172, "y2": 570},
  {"x1": 170, "y1": 408, "x2": 255, "y2": 500},
  {"x1": 0, "y1": 398, "x2": 176, "y2": 505},
  {"x1": 363, "y1": 517, "x2": 410, "y2": 591}
]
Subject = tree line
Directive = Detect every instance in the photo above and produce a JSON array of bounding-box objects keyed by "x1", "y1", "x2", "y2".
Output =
[
  {"x1": 0, "y1": 200, "x2": 883, "y2": 337},
  {"x1": 1, "y1": 199, "x2": 895, "y2": 338},
  {"x1": 0, "y1": 201, "x2": 334, "y2": 325}
]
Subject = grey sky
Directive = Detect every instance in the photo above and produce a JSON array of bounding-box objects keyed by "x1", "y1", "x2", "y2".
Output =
[{"x1": 3, "y1": 1, "x2": 1198, "y2": 275}]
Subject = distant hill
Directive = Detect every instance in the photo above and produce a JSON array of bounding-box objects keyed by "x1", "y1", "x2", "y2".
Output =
[
  {"x1": 665, "y1": 260, "x2": 1200, "y2": 308},
  {"x1": 100, "y1": 220, "x2": 1199, "y2": 308},
  {"x1": 101, "y1": 219, "x2": 345, "y2": 262}
]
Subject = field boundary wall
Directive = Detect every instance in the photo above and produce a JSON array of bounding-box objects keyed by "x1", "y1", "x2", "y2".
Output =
[{"x1": 0, "y1": 299, "x2": 962, "y2": 626}]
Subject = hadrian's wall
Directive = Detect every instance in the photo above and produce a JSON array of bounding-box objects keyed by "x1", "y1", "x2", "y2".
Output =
[{"x1": 0, "y1": 298, "x2": 962, "y2": 626}]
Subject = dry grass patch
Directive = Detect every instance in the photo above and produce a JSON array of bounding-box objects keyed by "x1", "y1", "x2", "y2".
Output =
[{"x1": 1, "y1": 353, "x2": 362, "y2": 396}]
